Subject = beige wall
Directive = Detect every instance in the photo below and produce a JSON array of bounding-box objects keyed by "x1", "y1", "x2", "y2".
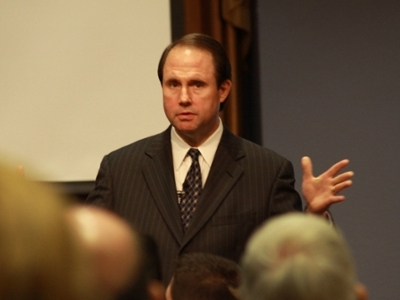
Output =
[{"x1": 0, "y1": 0, "x2": 171, "y2": 181}]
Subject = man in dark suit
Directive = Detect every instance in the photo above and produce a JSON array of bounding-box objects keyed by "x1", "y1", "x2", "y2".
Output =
[{"x1": 86, "y1": 33, "x2": 353, "y2": 284}]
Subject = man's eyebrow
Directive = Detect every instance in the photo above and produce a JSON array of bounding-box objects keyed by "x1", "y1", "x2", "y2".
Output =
[
  {"x1": 164, "y1": 77, "x2": 180, "y2": 83},
  {"x1": 188, "y1": 78, "x2": 206, "y2": 84}
]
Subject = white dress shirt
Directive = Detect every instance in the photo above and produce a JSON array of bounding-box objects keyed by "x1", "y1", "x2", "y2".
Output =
[{"x1": 171, "y1": 118, "x2": 223, "y2": 192}]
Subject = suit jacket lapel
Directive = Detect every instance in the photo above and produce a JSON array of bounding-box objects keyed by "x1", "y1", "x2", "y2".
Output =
[
  {"x1": 142, "y1": 127, "x2": 184, "y2": 244},
  {"x1": 182, "y1": 128, "x2": 245, "y2": 246}
]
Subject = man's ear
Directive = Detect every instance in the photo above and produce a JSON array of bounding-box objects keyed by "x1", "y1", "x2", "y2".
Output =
[
  {"x1": 147, "y1": 280, "x2": 166, "y2": 300},
  {"x1": 355, "y1": 283, "x2": 368, "y2": 300},
  {"x1": 165, "y1": 277, "x2": 174, "y2": 300},
  {"x1": 219, "y1": 80, "x2": 232, "y2": 103}
]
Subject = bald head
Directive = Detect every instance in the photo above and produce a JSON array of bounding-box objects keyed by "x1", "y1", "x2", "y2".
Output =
[{"x1": 67, "y1": 205, "x2": 141, "y2": 297}]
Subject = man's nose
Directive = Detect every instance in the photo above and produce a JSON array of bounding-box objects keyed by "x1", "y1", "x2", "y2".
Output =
[{"x1": 179, "y1": 86, "x2": 191, "y2": 104}]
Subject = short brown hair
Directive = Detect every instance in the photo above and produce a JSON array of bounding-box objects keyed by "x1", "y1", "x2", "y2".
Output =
[{"x1": 170, "y1": 252, "x2": 240, "y2": 300}]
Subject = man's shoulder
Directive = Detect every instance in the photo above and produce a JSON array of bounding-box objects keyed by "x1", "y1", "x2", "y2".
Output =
[
  {"x1": 245, "y1": 138, "x2": 285, "y2": 156},
  {"x1": 106, "y1": 129, "x2": 170, "y2": 158},
  {"x1": 222, "y1": 130, "x2": 288, "y2": 162}
]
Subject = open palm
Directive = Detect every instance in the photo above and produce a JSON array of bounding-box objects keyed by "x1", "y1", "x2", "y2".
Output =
[{"x1": 301, "y1": 156, "x2": 354, "y2": 214}]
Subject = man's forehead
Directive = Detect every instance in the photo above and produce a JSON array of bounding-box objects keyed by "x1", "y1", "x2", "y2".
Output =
[
  {"x1": 166, "y1": 45, "x2": 214, "y2": 64},
  {"x1": 163, "y1": 46, "x2": 215, "y2": 75},
  {"x1": 170, "y1": 44, "x2": 211, "y2": 55}
]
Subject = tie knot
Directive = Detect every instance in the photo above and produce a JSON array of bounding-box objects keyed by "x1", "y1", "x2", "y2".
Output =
[{"x1": 188, "y1": 148, "x2": 200, "y2": 161}]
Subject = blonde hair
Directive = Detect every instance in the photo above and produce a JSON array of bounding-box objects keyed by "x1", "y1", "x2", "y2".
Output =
[{"x1": 0, "y1": 163, "x2": 100, "y2": 300}]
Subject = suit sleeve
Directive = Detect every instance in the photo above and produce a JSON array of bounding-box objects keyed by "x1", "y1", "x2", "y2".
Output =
[
  {"x1": 85, "y1": 155, "x2": 114, "y2": 209},
  {"x1": 268, "y1": 158, "x2": 303, "y2": 216}
]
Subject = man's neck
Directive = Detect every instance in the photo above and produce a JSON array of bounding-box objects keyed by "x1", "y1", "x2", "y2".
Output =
[{"x1": 172, "y1": 119, "x2": 222, "y2": 147}]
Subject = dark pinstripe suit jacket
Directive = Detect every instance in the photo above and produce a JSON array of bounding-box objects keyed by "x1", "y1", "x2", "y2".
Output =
[{"x1": 86, "y1": 126, "x2": 302, "y2": 283}]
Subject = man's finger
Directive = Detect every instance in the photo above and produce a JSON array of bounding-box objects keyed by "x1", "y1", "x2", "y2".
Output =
[
  {"x1": 332, "y1": 171, "x2": 354, "y2": 185},
  {"x1": 333, "y1": 180, "x2": 353, "y2": 194},
  {"x1": 331, "y1": 195, "x2": 346, "y2": 203},
  {"x1": 325, "y1": 159, "x2": 350, "y2": 177},
  {"x1": 301, "y1": 156, "x2": 313, "y2": 180}
]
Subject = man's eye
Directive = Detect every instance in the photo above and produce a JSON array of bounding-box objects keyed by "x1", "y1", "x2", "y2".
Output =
[{"x1": 194, "y1": 82, "x2": 204, "y2": 88}]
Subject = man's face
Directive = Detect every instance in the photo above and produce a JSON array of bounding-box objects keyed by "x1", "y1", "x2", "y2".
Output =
[{"x1": 162, "y1": 45, "x2": 231, "y2": 146}]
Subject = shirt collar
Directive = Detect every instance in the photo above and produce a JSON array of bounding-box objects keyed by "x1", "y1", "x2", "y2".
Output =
[{"x1": 171, "y1": 118, "x2": 223, "y2": 171}]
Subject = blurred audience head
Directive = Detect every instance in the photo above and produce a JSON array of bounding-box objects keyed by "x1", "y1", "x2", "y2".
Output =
[
  {"x1": 166, "y1": 252, "x2": 240, "y2": 300},
  {"x1": 67, "y1": 205, "x2": 142, "y2": 298},
  {"x1": 240, "y1": 213, "x2": 368, "y2": 300},
  {"x1": 0, "y1": 161, "x2": 142, "y2": 299},
  {"x1": 0, "y1": 162, "x2": 99, "y2": 299},
  {"x1": 120, "y1": 234, "x2": 165, "y2": 300}
]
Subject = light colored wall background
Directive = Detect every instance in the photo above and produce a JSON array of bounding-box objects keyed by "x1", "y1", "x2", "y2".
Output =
[
  {"x1": 256, "y1": 1, "x2": 400, "y2": 299},
  {"x1": 0, "y1": 0, "x2": 171, "y2": 181}
]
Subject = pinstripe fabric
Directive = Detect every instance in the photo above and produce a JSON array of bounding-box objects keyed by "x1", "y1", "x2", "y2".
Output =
[{"x1": 86, "y1": 126, "x2": 302, "y2": 284}]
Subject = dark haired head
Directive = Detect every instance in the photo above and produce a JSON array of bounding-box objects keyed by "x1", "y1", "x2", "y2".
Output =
[
  {"x1": 157, "y1": 33, "x2": 232, "y2": 111},
  {"x1": 169, "y1": 252, "x2": 240, "y2": 300}
]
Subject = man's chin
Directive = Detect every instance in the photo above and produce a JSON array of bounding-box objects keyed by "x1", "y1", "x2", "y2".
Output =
[
  {"x1": 173, "y1": 121, "x2": 197, "y2": 133},
  {"x1": 175, "y1": 127, "x2": 196, "y2": 136},
  {"x1": 173, "y1": 124, "x2": 198, "y2": 140}
]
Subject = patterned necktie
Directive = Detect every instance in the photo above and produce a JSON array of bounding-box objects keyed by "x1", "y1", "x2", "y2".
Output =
[{"x1": 180, "y1": 148, "x2": 202, "y2": 231}]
